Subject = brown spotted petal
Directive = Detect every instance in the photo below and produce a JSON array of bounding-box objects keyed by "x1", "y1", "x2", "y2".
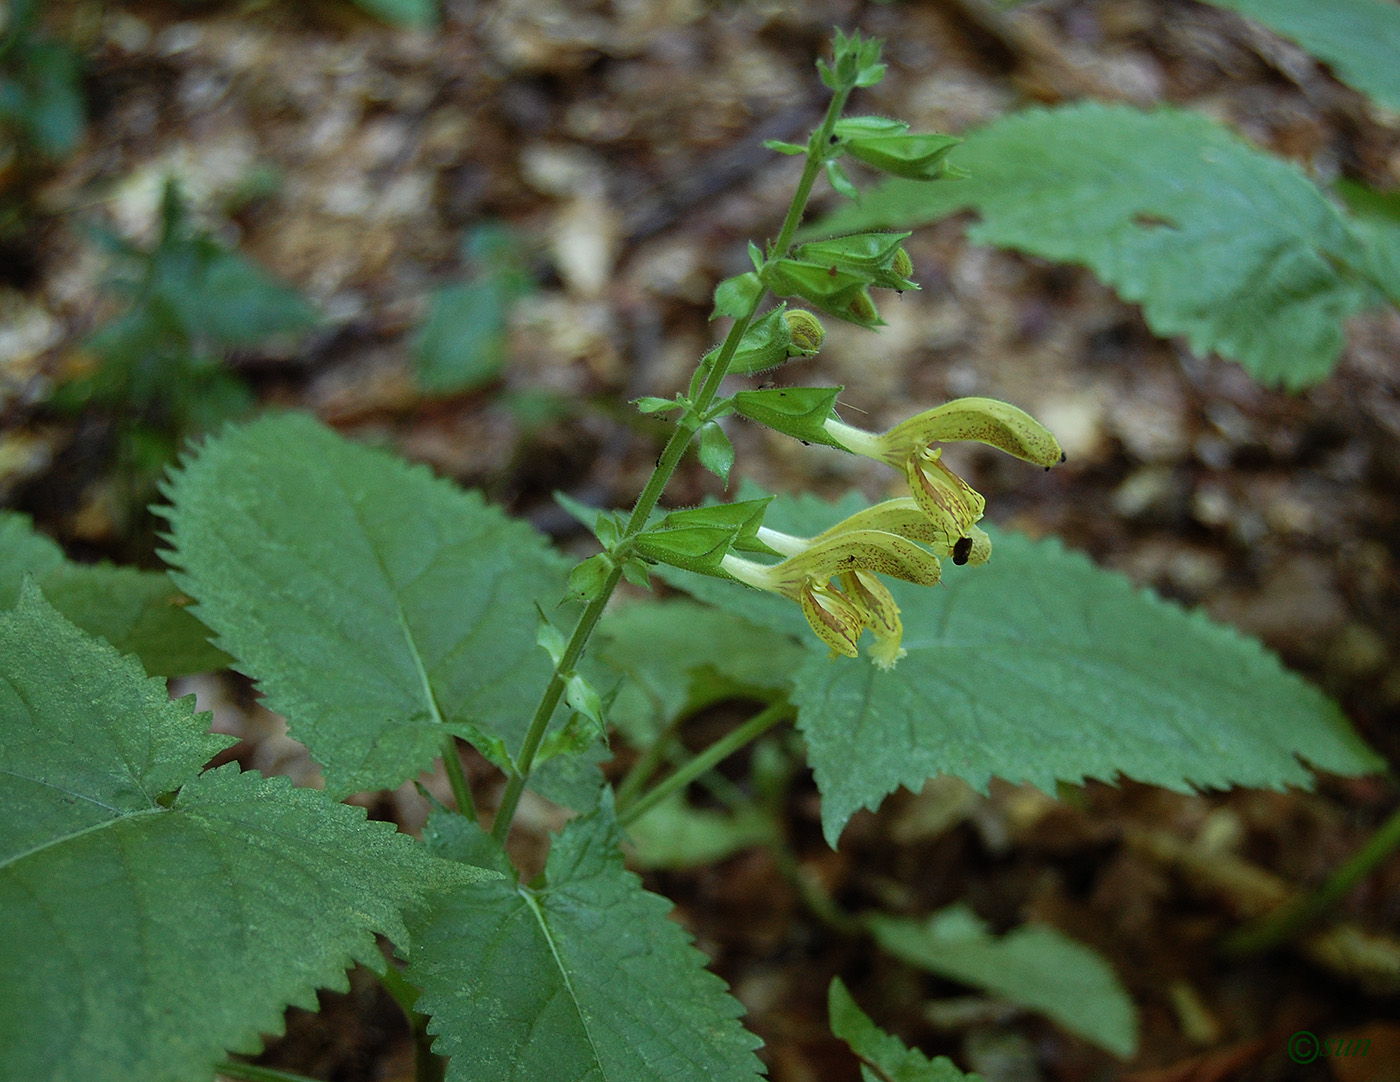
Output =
[
  {"x1": 882, "y1": 396, "x2": 1064, "y2": 468},
  {"x1": 799, "y1": 580, "x2": 866, "y2": 659},
  {"x1": 906, "y1": 448, "x2": 985, "y2": 539},
  {"x1": 786, "y1": 528, "x2": 943, "y2": 589},
  {"x1": 838, "y1": 569, "x2": 905, "y2": 670}
]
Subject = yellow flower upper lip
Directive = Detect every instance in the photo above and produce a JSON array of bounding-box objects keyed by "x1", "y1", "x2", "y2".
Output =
[
  {"x1": 721, "y1": 528, "x2": 941, "y2": 595},
  {"x1": 824, "y1": 396, "x2": 1064, "y2": 469},
  {"x1": 881, "y1": 397, "x2": 1064, "y2": 468}
]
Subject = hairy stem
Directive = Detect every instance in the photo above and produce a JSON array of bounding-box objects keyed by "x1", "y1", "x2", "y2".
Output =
[
  {"x1": 612, "y1": 711, "x2": 688, "y2": 810},
  {"x1": 491, "y1": 570, "x2": 621, "y2": 842},
  {"x1": 617, "y1": 699, "x2": 793, "y2": 826},
  {"x1": 492, "y1": 71, "x2": 858, "y2": 848}
]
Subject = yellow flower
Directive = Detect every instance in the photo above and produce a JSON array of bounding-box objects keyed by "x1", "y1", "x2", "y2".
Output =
[
  {"x1": 721, "y1": 526, "x2": 941, "y2": 668},
  {"x1": 822, "y1": 396, "x2": 1061, "y2": 557}
]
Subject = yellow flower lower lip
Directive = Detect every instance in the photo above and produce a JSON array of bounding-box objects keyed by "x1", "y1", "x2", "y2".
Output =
[
  {"x1": 720, "y1": 523, "x2": 941, "y2": 668},
  {"x1": 799, "y1": 581, "x2": 864, "y2": 658},
  {"x1": 906, "y1": 448, "x2": 984, "y2": 539}
]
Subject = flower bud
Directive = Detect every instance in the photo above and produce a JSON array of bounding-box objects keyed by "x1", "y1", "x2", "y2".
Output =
[{"x1": 783, "y1": 309, "x2": 826, "y2": 356}]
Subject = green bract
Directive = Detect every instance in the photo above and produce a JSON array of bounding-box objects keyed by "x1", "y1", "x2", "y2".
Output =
[
  {"x1": 732, "y1": 386, "x2": 847, "y2": 447},
  {"x1": 765, "y1": 259, "x2": 884, "y2": 326},
  {"x1": 842, "y1": 130, "x2": 963, "y2": 180},
  {"x1": 793, "y1": 232, "x2": 918, "y2": 291},
  {"x1": 710, "y1": 305, "x2": 791, "y2": 375}
]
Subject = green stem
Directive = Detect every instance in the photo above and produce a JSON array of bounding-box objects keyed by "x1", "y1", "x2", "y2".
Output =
[
  {"x1": 378, "y1": 965, "x2": 446, "y2": 1082},
  {"x1": 769, "y1": 85, "x2": 854, "y2": 258},
  {"x1": 377, "y1": 962, "x2": 419, "y2": 1017},
  {"x1": 1224, "y1": 800, "x2": 1400, "y2": 956},
  {"x1": 439, "y1": 737, "x2": 477, "y2": 823},
  {"x1": 617, "y1": 700, "x2": 792, "y2": 826},
  {"x1": 491, "y1": 570, "x2": 621, "y2": 842},
  {"x1": 491, "y1": 71, "x2": 858, "y2": 848},
  {"x1": 613, "y1": 712, "x2": 687, "y2": 811},
  {"x1": 215, "y1": 1063, "x2": 322, "y2": 1082}
]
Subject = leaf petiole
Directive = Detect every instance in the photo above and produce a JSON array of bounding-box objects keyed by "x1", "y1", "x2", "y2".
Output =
[{"x1": 617, "y1": 699, "x2": 793, "y2": 828}]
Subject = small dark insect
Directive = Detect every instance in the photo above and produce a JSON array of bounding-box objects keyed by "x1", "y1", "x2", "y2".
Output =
[
  {"x1": 952, "y1": 536, "x2": 973, "y2": 565},
  {"x1": 827, "y1": 265, "x2": 839, "y2": 277}
]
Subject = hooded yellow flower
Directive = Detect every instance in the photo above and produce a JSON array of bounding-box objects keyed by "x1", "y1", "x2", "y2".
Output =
[
  {"x1": 721, "y1": 526, "x2": 942, "y2": 669},
  {"x1": 822, "y1": 396, "x2": 1061, "y2": 558}
]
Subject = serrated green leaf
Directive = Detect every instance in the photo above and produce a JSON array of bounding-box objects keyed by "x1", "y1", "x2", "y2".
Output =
[
  {"x1": 424, "y1": 806, "x2": 514, "y2": 874},
  {"x1": 658, "y1": 489, "x2": 1382, "y2": 845},
  {"x1": 528, "y1": 730, "x2": 610, "y2": 814},
  {"x1": 1204, "y1": 0, "x2": 1400, "y2": 111},
  {"x1": 868, "y1": 906, "x2": 1137, "y2": 1057},
  {"x1": 407, "y1": 798, "x2": 765, "y2": 1082},
  {"x1": 797, "y1": 524, "x2": 1382, "y2": 844},
  {"x1": 819, "y1": 103, "x2": 1381, "y2": 388},
  {"x1": 0, "y1": 580, "x2": 233, "y2": 858},
  {"x1": 160, "y1": 412, "x2": 571, "y2": 795},
  {"x1": 0, "y1": 512, "x2": 228, "y2": 676},
  {"x1": 0, "y1": 585, "x2": 485, "y2": 1082},
  {"x1": 0, "y1": 511, "x2": 65, "y2": 578},
  {"x1": 829, "y1": 977, "x2": 979, "y2": 1082}
]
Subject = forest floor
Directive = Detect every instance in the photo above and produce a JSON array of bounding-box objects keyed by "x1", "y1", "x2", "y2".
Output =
[{"x1": 4, "y1": 1, "x2": 1400, "y2": 1080}]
